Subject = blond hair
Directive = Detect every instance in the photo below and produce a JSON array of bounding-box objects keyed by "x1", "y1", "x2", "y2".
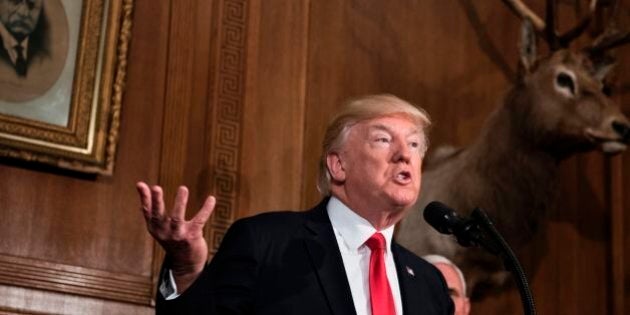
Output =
[{"x1": 317, "y1": 94, "x2": 431, "y2": 195}]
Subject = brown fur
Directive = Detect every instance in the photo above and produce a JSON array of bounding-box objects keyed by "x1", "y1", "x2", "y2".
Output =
[{"x1": 396, "y1": 49, "x2": 630, "y2": 298}]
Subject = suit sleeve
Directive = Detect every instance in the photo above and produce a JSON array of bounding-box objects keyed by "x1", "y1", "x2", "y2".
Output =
[{"x1": 156, "y1": 218, "x2": 261, "y2": 314}]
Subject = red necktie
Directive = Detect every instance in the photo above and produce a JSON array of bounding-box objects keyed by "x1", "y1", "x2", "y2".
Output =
[{"x1": 365, "y1": 233, "x2": 396, "y2": 315}]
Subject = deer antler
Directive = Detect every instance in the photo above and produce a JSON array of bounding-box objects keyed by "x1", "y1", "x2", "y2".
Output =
[
  {"x1": 544, "y1": 0, "x2": 560, "y2": 49},
  {"x1": 588, "y1": 29, "x2": 630, "y2": 53},
  {"x1": 558, "y1": 0, "x2": 598, "y2": 46},
  {"x1": 502, "y1": 0, "x2": 546, "y2": 32},
  {"x1": 586, "y1": 0, "x2": 630, "y2": 54},
  {"x1": 502, "y1": 0, "x2": 600, "y2": 49}
]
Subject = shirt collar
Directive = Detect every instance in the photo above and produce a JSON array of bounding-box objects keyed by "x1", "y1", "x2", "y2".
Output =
[{"x1": 327, "y1": 196, "x2": 395, "y2": 253}]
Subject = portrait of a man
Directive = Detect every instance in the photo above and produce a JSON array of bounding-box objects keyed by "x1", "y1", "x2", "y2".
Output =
[
  {"x1": 0, "y1": 0, "x2": 132, "y2": 175},
  {"x1": 0, "y1": 0, "x2": 46, "y2": 78},
  {"x1": 0, "y1": 0, "x2": 69, "y2": 121}
]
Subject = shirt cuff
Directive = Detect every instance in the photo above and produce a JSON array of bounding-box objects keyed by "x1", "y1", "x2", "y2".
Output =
[{"x1": 159, "y1": 268, "x2": 181, "y2": 300}]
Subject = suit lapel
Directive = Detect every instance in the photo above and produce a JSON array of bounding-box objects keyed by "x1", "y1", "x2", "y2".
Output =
[
  {"x1": 303, "y1": 200, "x2": 356, "y2": 315},
  {"x1": 0, "y1": 44, "x2": 13, "y2": 68},
  {"x1": 392, "y1": 243, "x2": 422, "y2": 314}
]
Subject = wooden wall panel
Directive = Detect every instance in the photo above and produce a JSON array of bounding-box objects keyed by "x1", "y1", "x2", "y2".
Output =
[
  {"x1": 302, "y1": 0, "x2": 521, "y2": 207},
  {"x1": 0, "y1": 0, "x2": 628, "y2": 313},
  {"x1": 152, "y1": 0, "x2": 218, "y2": 296},
  {"x1": 0, "y1": 0, "x2": 170, "y2": 312},
  {"x1": 204, "y1": 0, "x2": 250, "y2": 256},
  {"x1": 238, "y1": 0, "x2": 309, "y2": 217},
  {"x1": 0, "y1": 284, "x2": 150, "y2": 315},
  {"x1": 157, "y1": 0, "x2": 215, "y2": 213},
  {"x1": 612, "y1": 18, "x2": 630, "y2": 313},
  {"x1": 302, "y1": 1, "x2": 630, "y2": 314},
  {"x1": 619, "y1": 46, "x2": 630, "y2": 315}
]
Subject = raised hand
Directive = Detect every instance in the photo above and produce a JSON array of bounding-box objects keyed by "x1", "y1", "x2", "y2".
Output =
[{"x1": 136, "y1": 182, "x2": 216, "y2": 293}]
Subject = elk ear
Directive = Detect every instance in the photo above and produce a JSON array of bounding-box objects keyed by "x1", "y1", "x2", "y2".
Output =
[
  {"x1": 590, "y1": 54, "x2": 616, "y2": 82},
  {"x1": 519, "y1": 20, "x2": 538, "y2": 74}
]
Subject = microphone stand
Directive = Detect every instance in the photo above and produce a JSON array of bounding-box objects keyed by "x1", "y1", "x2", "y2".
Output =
[{"x1": 464, "y1": 208, "x2": 537, "y2": 315}]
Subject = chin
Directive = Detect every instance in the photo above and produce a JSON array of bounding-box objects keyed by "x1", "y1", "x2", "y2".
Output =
[
  {"x1": 396, "y1": 186, "x2": 420, "y2": 199},
  {"x1": 388, "y1": 194, "x2": 418, "y2": 209}
]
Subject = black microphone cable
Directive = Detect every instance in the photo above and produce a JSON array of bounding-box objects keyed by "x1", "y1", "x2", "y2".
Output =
[
  {"x1": 470, "y1": 207, "x2": 536, "y2": 315},
  {"x1": 424, "y1": 201, "x2": 537, "y2": 315}
]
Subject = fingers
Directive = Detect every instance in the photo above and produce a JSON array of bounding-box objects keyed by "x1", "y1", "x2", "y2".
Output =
[
  {"x1": 192, "y1": 195, "x2": 216, "y2": 224},
  {"x1": 150, "y1": 185, "x2": 166, "y2": 218},
  {"x1": 136, "y1": 182, "x2": 152, "y2": 219},
  {"x1": 171, "y1": 186, "x2": 190, "y2": 220},
  {"x1": 137, "y1": 182, "x2": 213, "y2": 226}
]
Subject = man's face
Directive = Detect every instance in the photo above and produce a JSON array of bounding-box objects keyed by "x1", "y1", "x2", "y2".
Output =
[
  {"x1": 0, "y1": 0, "x2": 43, "y2": 40},
  {"x1": 335, "y1": 114, "x2": 424, "y2": 213},
  {"x1": 434, "y1": 263, "x2": 471, "y2": 315}
]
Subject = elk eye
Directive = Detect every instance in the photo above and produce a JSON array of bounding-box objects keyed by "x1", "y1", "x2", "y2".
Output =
[{"x1": 556, "y1": 72, "x2": 575, "y2": 95}]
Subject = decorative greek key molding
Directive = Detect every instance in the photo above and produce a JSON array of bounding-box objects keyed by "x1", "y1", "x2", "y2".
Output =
[{"x1": 208, "y1": 0, "x2": 248, "y2": 255}]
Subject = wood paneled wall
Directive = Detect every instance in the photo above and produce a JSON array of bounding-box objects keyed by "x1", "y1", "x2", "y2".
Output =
[{"x1": 0, "y1": 0, "x2": 628, "y2": 314}]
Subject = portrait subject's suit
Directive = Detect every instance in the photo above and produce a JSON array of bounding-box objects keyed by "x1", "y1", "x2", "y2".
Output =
[
  {"x1": 0, "y1": 12, "x2": 48, "y2": 76},
  {"x1": 157, "y1": 199, "x2": 454, "y2": 315}
]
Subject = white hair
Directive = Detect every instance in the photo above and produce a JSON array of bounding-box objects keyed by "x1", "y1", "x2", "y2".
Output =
[{"x1": 422, "y1": 254, "x2": 467, "y2": 296}]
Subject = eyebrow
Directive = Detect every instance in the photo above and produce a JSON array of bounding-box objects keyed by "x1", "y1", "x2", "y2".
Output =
[{"x1": 368, "y1": 123, "x2": 420, "y2": 136}]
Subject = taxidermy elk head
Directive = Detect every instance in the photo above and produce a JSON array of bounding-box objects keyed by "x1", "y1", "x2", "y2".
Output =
[
  {"x1": 396, "y1": 0, "x2": 630, "y2": 299},
  {"x1": 508, "y1": 0, "x2": 630, "y2": 156}
]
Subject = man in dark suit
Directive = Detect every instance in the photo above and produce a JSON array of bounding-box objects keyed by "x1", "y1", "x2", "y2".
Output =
[
  {"x1": 0, "y1": 0, "x2": 46, "y2": 77},
  {"x1": 137, "y1": 94, "x2": 454, "y2": 314},
  {"x1": 424, "y1": 255, "x2": 471, "y2": 315}
]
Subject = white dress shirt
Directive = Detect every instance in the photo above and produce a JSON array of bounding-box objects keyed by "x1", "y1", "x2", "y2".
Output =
[{"x1": 327, "y1": 197, "x2": 403, "y2": 315}]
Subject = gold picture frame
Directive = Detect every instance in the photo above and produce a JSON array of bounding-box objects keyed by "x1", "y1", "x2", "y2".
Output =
[{"x1": 0, "y1": 0, "x2": 133, "y2": 175}]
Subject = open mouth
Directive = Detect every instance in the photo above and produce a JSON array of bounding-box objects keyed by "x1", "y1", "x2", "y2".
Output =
[
  {"x1": 395, "y1": 171, "x2": 412, "y2": 184},
  {"x1": 585, "y1": 128, "x2": 628, "y2": 154},
  {"x1": 601, "y1": 141, "x2": 627, "y2": 154}
]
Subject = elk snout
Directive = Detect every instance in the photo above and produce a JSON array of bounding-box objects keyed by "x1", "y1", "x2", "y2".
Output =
[{"x1": 612, "y1": 121, "x2": 630, "y2": 144}]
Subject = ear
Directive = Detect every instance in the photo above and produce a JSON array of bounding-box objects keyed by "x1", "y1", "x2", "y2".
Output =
[
  {"x1": 585, "y1": 50, "x2": 617, "y2": 82},
  {"x1": 326, "y1": 152, "x2": 346, "y2": 183},
  {"x1": 519, "y1": 20, "x2": 537, "y2": 74},
  {"x1": 592, "y1": 57, "x2": 616, "y2": 82},
  {"x1": 463, "y1": 297, "x2": 471, "y2": 315}
]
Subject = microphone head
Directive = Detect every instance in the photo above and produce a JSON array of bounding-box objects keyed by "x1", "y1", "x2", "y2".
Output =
[{"x1": 423, "y1": 201, "x2": 463, "y2": 235}]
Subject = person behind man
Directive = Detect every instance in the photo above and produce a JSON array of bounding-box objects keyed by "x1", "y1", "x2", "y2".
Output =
[
  {"x1": 423, "y1": 255, "x2": 470, "y2": 315},
  {"x1": 137, "y1": 94, "x2": 454, "y2": 314},
  {"x1": 0, "y1": 0, "x2": 45, "y2": 77}
]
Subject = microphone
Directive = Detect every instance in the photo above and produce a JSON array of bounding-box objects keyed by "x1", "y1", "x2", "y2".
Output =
[
  {"x1": 423, "y1": 201, "x2": 467, "y2": 234},
  {"x1": 423, "y1": 201, "x2": 497, "y2": 252},
  {"x1": 424, "y1": 201, "x2": 536, "y2": 314}
]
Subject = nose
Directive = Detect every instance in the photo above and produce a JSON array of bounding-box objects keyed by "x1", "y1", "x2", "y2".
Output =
[
  {"x1": 15, "y1": 7, "x2": 27, "y2": 17},
  {"x1": 393, "y1": 141, "x2": 412, "y2": 163},
  {"x1": 612, "y1": 121, "x2": 630, "y2": 143}
]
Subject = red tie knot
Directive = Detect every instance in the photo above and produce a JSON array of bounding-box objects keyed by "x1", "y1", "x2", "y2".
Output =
[{"x1": 365, "y1": 232, "x2": 387, "y2": 251}]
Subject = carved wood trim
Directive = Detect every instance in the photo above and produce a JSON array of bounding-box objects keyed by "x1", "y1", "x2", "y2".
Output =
[
  {"x1": 0, "y1": 306, "x2": 50, "y2": 315},
  {"x1": 207, "y1": 0, "x2": 249, "y2": 256},
  {"x1": 0, "y1": 254, "x2": 152, "y2": 305},
  {"x1": 0, "y1": 306, "x2": 48, "y2": 315}
]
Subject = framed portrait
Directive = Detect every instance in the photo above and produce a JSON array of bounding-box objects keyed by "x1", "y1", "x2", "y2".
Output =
[{"x1": 0, "y1": 0, "x2": 133, "y2": 175}]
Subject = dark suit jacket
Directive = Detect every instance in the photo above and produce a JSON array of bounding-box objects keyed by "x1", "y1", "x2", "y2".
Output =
[{"x1": 157, "y1": 199, "x2": 454, "y2": 314}]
